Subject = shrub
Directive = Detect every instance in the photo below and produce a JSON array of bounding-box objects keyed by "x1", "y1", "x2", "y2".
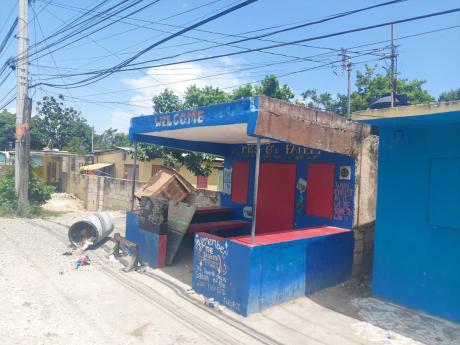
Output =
[{"x1": 0, "y1": 166, "x2": 55, "y2": 217}]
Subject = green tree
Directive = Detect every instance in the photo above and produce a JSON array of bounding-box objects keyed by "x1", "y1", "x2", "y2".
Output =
[
  {"x1": 94, "y1": 128, "x2": 130, "y2": 151},
  {"x1": 0, "y1": 166, "x2": 55, "y2": 216},
  {"x1": 0, "y1": 110, "x2": 15, "y2": 150},
  {"x1": 255, "y1": 74, "x2": 294, "y2": 101},
  {"x1": 32, "y1": 95, "x2": 93, "y2": 152},
  {"x1": 438, "y1": 88, "x2": 460, "y2": 102},
  {"x1": 152, "y1": 88, "x2": 182, "y2": 113},
  {"x1": 232, "y1": 84, "x2": 256, "y2": 100},
  {"x1": 302, "y1": 65, "x2": 434, "y2": 116},
  {"x1": 137, "y1": 76, "x2": 297, "y2": 177},
  {"x1": 137, "y1": 88, "x2": 216, "y2": 177},
  {"x1": 184, "y1": 85, "x2": 231, "y2": 108},
  {"x1": 301, "y1": 89, "x2": 348, "y2": 115}
]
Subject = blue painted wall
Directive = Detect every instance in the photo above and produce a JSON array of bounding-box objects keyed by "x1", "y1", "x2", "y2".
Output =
[
  {"x1": 192, "y1": 231, "x2": 354, "y2": 316},
  {"x1": 372, "y1": 124, "x2": 460, "y2": 323},
  {"x1": 221, "y1": 143, "x2": 356, "y2": 231},
  {"x1": 126, "y1": 212, "x2": 166, "y2": 268}
]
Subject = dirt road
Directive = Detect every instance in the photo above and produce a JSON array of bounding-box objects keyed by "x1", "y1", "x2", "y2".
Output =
[{"x1": 0, "y1": 215, "x2": 458, "y2": 345}]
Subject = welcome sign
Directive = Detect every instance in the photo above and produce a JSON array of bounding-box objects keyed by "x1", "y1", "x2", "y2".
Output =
[{"x1": 154, "y1": 109, "x2": 205, "y2": 128}]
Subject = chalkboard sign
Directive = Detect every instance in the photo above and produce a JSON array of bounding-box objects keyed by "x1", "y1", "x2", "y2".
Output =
[
  {"x1": 166, "y1": 201, "x2": 196, "y2": 265},
  {"x1": 193, "y1": 235, "x2": 230, "y2": 302},
  {"x1": 138, "y1": 197, "x2": 169, "y2": 234}
]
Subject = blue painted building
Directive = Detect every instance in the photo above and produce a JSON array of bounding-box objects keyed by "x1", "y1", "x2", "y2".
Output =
[
  {"x1": 357, "y1": 102, "x2": 460, "y2": 323},
  {"x1": 128, "y1": 96, "x2": 375, "y2": 315}
]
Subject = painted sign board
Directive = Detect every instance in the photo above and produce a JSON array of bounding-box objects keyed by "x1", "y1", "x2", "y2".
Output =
[{"x1": 193, "y1": 229, "x2": 354, "y2": 316}]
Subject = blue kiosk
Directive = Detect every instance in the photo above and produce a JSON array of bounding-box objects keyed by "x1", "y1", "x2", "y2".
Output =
[
  {"x1": 357, "y1": 102, "x2": 460, "y2": 323},
  {"x1": 128, "y1": 96, "x2": 369, "y2": 316}
]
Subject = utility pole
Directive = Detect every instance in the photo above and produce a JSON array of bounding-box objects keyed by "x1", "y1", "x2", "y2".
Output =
[
  {"x1": 341, "y1": 48, "x2": 352, "y2": 120},
  {"x1": 91, "y1": 127, "x2": 94, "y2": 154},
  {"x1": 390, "y1": 24, "x2": 397, "y2": 107},
  {"x1": 15, "y1": 0, "x2": 30, "y2": 205}
]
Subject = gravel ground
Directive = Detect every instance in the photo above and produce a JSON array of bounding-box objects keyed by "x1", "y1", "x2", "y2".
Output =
[{"x1": 0, "y1": 215, "x2": 458, "y2": 345}]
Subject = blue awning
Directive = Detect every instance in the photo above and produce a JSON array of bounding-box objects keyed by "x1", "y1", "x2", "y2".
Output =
[{"x1": 129, "y1": 97, "x2": 262, "y2": 155}]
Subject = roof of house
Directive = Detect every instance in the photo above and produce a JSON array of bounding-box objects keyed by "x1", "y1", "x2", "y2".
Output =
[
  {"x1": 80, "y1": 162, "x2": 114, "y2": 172},
  {"x1": 353, "y1": 100, "x2": 460, "y2": 126},
  {"x1": 93, "y1": 146, "x2": 133, "y2": 155}
]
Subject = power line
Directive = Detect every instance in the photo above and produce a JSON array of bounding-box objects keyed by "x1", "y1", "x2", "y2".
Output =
[
  {"x1": 0, "y1": 20, "x2": 18, "y2": 57},
  {"x1": 35, "y1": 55, "x2": 386, "y2": 113},
  {"x1": 28, "y1": 0, "x2": 163, "y2": 62},
  {"x1": 53, "y1": 46, "x2": 385, "y2": 99},
  {"x1": 125, "y1": 7, "x2": 460, "y2": 70},
  {"x1": 31, "y1": 4, "x2": 84, "y2": 115},
  {"x1": 32, "y1": 0, "x2": 405, "y2": 69},
  {"x1": 35, "y1": 0, "x2": 259, "y2": 88},
  {"x1": 40, "y1": 0, "x2": 404, "y2": 56},
  {"x1": 34, "y1": 7, "x2": 460, "y2": 89},
  {"x1": 29, "y1": 0, "x2": 128, "y2": 51}
]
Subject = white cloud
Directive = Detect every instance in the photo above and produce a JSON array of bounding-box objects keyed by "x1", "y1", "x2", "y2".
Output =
[
  {"x1": 107, "y1": 109, "x2": 134, "y2": 133},
  {"x1": 108, "y1": 60, "x2": 250, "y2": 132},
  {"x1": 123, "y1": 61, "x2": 248, "y2": 104}
]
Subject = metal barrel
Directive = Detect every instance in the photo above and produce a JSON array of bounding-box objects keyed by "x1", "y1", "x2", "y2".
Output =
[{"x1": 68, "y1": 212, "x2": 114, "y2": 247}]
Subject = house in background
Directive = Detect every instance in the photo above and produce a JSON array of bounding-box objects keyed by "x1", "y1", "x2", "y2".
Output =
[
  {"x1": 0, "y1": 151, "x2": 12, "y2": 165},
  {"x1": 6, "y1": 150, "x2": 92, "y2": 188},
  {"x1": 355, "y1": 101, "x2": 460, "y2": 323},
  {"x1": 93, "y1": 147, "x2": 223, "y2": 190}
]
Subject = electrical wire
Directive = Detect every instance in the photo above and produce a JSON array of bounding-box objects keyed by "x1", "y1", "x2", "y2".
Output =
[
  {"x1": 28, "y1": 0, "x2": 162, "y2": 61},
  {"x1": 31, "y1": 0, "x2": 406, "y2": 70},
  {"x1": 33, "y1": 7, "x2": 460, "y2": 89},
  {"x1": 33, "y1": 0, "x2": 259, "y2": 89}
]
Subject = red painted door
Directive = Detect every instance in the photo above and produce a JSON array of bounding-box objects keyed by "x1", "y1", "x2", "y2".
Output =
[
  {"x1": 306, "y1": 163, "x2": 335, "y2": 219},
  {"x1": 256, "y1": 163, "x2": 297, "y2": 234}
]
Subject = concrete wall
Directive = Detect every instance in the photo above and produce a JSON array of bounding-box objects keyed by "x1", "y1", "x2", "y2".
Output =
[
  {"x1": 352, "y1": 135, "x2": 379, "y2": 275},
  {"x1": 61, "y1": 172, "x2": 90, "y2": 205},
  {"x1": 61, "y1": 171, "x2": 220, "y2": 211},
  {"x1": 372, "y1": 124, "x2": 460, "y2": 323},
  {"x1": 62, "y1": 172, "x2": 145, "y2": 211}
]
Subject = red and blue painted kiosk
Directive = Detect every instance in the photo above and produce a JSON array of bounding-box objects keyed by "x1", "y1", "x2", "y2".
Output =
[{"x1": 128, "y1": 96, "x2": 368, "y2": 316}]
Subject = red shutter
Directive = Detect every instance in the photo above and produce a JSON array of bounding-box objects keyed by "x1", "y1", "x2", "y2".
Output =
[
  {"x1": 196, "y1": 175, "x2": 208, "y2": 189},
  {"x1": 306, "y1": 163, "x2": 335, "y2": 219},
  {"x1": 231, "y1": 161, "x2": 249, "y2": 204},
  {"x1": 256, "y1": 163, "x2": 296, "y2": 233}
]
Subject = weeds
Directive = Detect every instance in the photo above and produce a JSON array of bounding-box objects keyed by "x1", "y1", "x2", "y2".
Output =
[{"x1": 0, "y1": 166, "x2": 55, "y2": 218}]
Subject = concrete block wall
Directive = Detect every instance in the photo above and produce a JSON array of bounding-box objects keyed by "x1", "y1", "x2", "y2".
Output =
[
  {"x1": 352, "y1": 135, "x2": 379, "y2": 275},
  {"x1": 62, "y1": 172, "x2": 89, "y2": 205},
  {"x1": 61, "y1": 172, "x2": 221, "y2": 212},
  {"x1": 61, "y1": 172, "x2": 145, "y2": 211},
  {"x1": 101, "y1": 177, "x2": 145, "y2": 211}
]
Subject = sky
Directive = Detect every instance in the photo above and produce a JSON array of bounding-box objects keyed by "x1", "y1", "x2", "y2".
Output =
[{"x1": 0, "y1": 0, "x2": 459, "y2": 133}]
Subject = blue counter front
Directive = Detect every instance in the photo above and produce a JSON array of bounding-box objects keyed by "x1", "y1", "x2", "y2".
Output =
[{"x1": 192, "y1": 227, "x2": 354, "y2": 316}]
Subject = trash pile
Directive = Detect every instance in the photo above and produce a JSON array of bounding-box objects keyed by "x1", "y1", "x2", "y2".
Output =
[
  {"x1": 63, "y1": 213, "x2": 115, "y2": 271},
  {"x1": 75, "y1": 255, "x2": 91, "y2": 269},
  {"x1": 68, "y1": 213, "x2": 113, "y2": 248}
]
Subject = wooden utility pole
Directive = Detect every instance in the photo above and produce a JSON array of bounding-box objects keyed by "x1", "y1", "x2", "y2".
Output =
[
  {"x1": 15, "y1": 0, "x2": 30, "y2": 205},
  {"x1": 390, "y1": 24, "x2": 397, "y2": 107},
  {"x1": 91, "y1": 127, "x2": 94, "y2": 154}
]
